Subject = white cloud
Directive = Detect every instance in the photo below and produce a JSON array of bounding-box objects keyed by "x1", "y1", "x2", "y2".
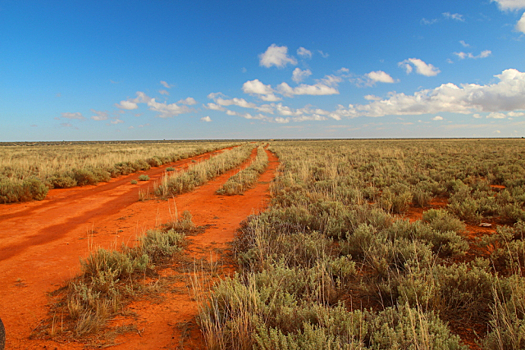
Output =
[
  {"x1": 159, "y1": 90, "x2": 170, "y2": 96},
  {"x1": 242, "y1": 79, "x2": 281, "y2": 101},
  {"x1": 508, "y1": 111, "x2": 525, "y2": 117},
  {"x1": 110, "y1": 118, "x2": 124, "y2": 124},
  {"x1": 421, "y1": 18, "x2": 438, "y2": 25},
  {"x1": 275, "y1": 117, "x2": 289, "y2": 124},
  {"x1": 459, "y1": 40, "x2": 471, "y2": 47},
  {"x1": 115, "y1": 100, "x2": 139, "y2": 110},
  {"x1": 473, "y1": 114, "x2": 483, "y2": 118},
  {"x1": 297, "y1": 47, "x2": 312, "y2": 58},
  {"x1": 443, "y1": 12, "x2": 465, "y2": 21},
  {"x1": 215, "y1": 97, "x2": 256, "y2": 108},
  {"x1": 61, "y1": 112, "x2": 85, "y2": 120},
  {"x1": 432, "y1": 116, "x2": 444, "y2": 121},
  {"x1": 178, "y1": 97, "x2": 197, "y2": 105},
  {"x1": 366, "y1": 71, "x2": 395, "y2": 84},
  {"x1": 277, "y1": 81, "x2": 339, "y2": 96},
  {"x1": 259, "y1": 44, "x2": 297, "y2": 68},
  {"x1": 160, "y1": 81, "x2": 172, "y2": 88},
  {"x1": 491, "y1": 0, "x2": 525, "y2": 10},
  {"x1": 147, "y1": 99, "x2": 192, "y2": 118},
  {"x1": 399, "y1": 58, "x2": 440, "y2": 76},
  {"x1": 454, "y1": 50, "x2": 492, "y2": 59},
  {"x1": 91, "y1": 110, "x2": 109, "y2": 121},
  {"x1": 128, "y1": 126, "x2": 134, "y2": 129},
  {"x1": 292, "y1": 68, "x2": 312, "y2": 83},
  {"x1": 201, "y1": 116, "x2": 212, "y2": 122},
  {"x1": 331, "y1": 69, "x2": 525, "y2": 118},
  {"x1": 364, "y1": 95, "x2": 382, "y2": 101},
  {"x1": 487, "y1": 112, "x2": 507, "y2": 119},
  {"x1": 116, "y1": 91, "x2": 191, "y2": 117},
  {"x1": 318, "y1": 50, "x2": 329, "y2": 58},
  {"x1": 205, "y1": 103, "x2": 226, "y2": 111},
  {"x1": 516, "y1": 12, "x2": 525, "y2": 33}
]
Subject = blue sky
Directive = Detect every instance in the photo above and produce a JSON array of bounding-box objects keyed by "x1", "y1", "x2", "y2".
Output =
[{"x1": 2, "y1": 0, "x2": 525, "y2": 141}]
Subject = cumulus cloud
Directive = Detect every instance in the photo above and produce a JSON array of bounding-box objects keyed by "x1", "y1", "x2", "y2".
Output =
[
  {"x1": 116, "y1": 91, "x2": 192, "y2": 117},
  {"x1": 443, "y1": 12, "x2": 465, "y2": 21},
  {"x1": 61, "y1": 112, "x2": 85, "y2": 120},
  {"x1": 366, "y1": 71, "x2": 395, "y2": 84},
  {"x1": 454, "y1": 50, "x2": 492, "y2": 59},
  {"x1": 364, "y1": 95, "x2": 382, "y2": 101},
  {"x1": 292, "y1": 68, "x2": 312, "y2": 83},
  {"x1": 487, "y1": 112, "x2": 507, "y2": 119},
  {"x1": 205, "y1": 102, "x2": 226, "y2": 111},
  {"x1": 297, "y1": 47, "x2": 312, "y2": 58},
  {"x1": 110, "y1": 118, "x2": 124, "y2": 124},
  {"x1": 91, "y1": 110, "x2": 109, "y2": 121},
  {"x1": 201, "y1": 116, "x2": 212, "y2": 122},
  {"x1": 215, "y1": 97, "x2": 256, "y2": 108},
  {"x1": 115, "y1": 100, "x2": 139, "y2": 110},
  {"x1": 491, "y1": 0, "x2": 525, "y2": 10},
  {"x1": 277, "y1": 81, "x2": 339, "y2": 97},
  {"x1": 432, "y1": 116, "x2": 444, "y2": 121},
  {"x1": 148, "y1": 99, "x2": 191, "y2": 118},
  {"x1": 242, "y1": 79, "x2": 281, "y2": 101},
  {"x1": 259, "y1": 44, "x2": 297, "y2": 68},
  {"x1": 399, "y1": 58, "x2": 440, "y2": 76},
  {"x1": 516, "y1": 12, "x2": 525, "y2": 33},
  {"x1": 178, "y1": 97, "x2": 197, "y2": 105},
  {"x1": 330, "y1": 69, "x2": 525, "y2": 119},
  {"x1": 159, "y1": 90, "x2": 170, "y2": 96}
]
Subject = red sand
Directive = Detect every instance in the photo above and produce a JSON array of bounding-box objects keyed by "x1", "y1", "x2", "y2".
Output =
[{"x1": 0, "y1": 147, "x2": 279, "y2": 349}]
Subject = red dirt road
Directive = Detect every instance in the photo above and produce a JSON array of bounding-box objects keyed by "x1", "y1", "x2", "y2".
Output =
[{"x1": 0, "y1": 147, "x2": 279, "y2": 349}]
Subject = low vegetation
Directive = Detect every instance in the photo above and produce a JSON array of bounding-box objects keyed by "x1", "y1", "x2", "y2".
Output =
[
  {"x1": 197, "y1": 139, "x2": 525, "y2": 350},
  {"x1": 217, "y1": 145, "x2": 269, "y2": 195},
  {"x1": 154, "y1": 144, "x2": 255, "y2": 197},
  {"x1": 0, "y1": 141, "x2": 236, "y2": 203},
  {"x1": 36, "y1": 211, "x2": 196, "y2": 339}
]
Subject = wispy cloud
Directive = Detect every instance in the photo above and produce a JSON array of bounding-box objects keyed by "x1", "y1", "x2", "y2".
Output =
[
  {"x1": 115, "y1": 91, "x2": 193, "y2": 117},
  {"x1": 297, "y1": 47, "x2": 312, "y2": 58},
  {"x1": 442, "y1": 12, "x2": 465, "y2": 21},
  {"x1": 453, "y1": 50, "x2": 492, "y2": 59},
  {"x1": 91, "y1": 109, "x2": 109, "y2": 121},
  {"x1": 160, "y1": 81, "x2": 172, "y2": 88},
  {"x1": 61, "y1": 112, "x2": 85, "y2": 120}
]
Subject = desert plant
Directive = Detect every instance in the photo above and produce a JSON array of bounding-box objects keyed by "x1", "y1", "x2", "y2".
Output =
[{"x1": 138, "y1": 174, "x2": 150, "y2": 181}]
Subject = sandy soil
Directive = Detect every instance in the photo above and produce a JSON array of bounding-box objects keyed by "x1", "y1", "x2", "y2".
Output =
[{"x1": 0, "y1": 147, "x2": 279, "y2": 349}]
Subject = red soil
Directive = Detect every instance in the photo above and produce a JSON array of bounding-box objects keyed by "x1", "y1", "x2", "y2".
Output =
[{"x1": 0, "y1": 147, "x2": 279, "y2": 349}]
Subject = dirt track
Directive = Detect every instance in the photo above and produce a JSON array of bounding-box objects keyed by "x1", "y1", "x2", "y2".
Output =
[{"x1": 0, "y1": 147, "x2": 278, "y2": 349}]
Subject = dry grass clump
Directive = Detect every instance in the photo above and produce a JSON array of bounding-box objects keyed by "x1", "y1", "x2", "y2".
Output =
[
  {"x1": 38, "y1": 212, "x2": 195, "y2": 338},
  {"x1": 154, "y1": 144, "x2": 254, "y2": 197},
  {"x1": 216, "y1": 145, "x2": 269, "y2": 195},
  {"x1": 0, "y1": 141, "x2": 235, "y2": 203},
  {"x1": 196, "y1": 139, "x2": 525, "y2": 349}
]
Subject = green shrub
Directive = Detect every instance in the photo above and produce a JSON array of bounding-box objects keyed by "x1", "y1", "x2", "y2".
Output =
[
  {"x1": 130, "y1": 179, "x2": 138, "y2": 184},
  {"x1": 138, "y1": 174, "x2": 150, "y2": 181}
]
